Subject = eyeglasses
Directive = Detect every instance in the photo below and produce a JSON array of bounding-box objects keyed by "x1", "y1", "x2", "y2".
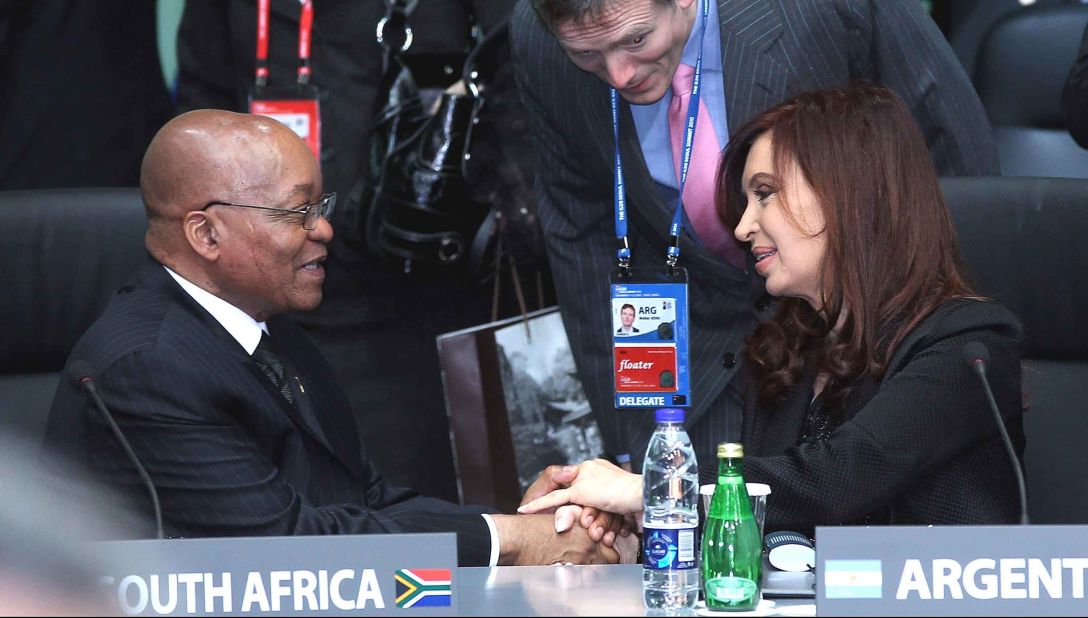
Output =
[{"x1": 202, "y1": 193, "x2": 336, "y2": 230}]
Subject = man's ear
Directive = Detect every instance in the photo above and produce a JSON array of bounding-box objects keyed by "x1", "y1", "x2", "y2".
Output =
[{"x1": 183, "y1": 211, "x2": 221, "y2": 261}]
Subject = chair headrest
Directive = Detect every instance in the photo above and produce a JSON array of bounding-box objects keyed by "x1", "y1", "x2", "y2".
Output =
[
  {"x1": 941, "y1": 176, "x2": 1088, "y2": 360},
  {"x1": 975, "y1": 4, "x2": 1088, "y2": 128},
  {"x1": 0, "y1": 188, "x2": 147, "y2": 373}
]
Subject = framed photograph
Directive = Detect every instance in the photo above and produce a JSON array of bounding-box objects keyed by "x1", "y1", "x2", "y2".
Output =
[{"x1": 437, "y1": 307, "x2": 603, "y2": 511}]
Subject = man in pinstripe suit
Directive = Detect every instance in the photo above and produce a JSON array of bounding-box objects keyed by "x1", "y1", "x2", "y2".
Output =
[
  {"x1": 43, "y1": 110, "x2": 634, "y2": 567},
  {"x1": 511, "y1": 0, "x2": 999, "y2": 474}
]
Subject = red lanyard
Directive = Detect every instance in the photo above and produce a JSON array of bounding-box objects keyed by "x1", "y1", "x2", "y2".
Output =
[{"x1": 255, "y1": 0, "x2": 314, "y2": 87}]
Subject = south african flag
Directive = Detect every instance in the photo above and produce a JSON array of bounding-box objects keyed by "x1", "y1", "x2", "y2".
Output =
[{"x1": 394, "y1": 569, "x2": 452, "y2": 608}]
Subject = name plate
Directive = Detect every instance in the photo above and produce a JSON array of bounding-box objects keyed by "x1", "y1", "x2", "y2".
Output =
[
  {"x1": 816, "y1": 525, "x2": 1088, "y2": 616},
  {"x1": 93, "y1": 533, "x2": 458, "y2": 616}
]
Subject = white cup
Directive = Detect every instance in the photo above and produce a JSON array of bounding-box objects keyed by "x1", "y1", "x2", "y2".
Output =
[{"x1": 700, "y1": 482, "x2": 771, "y2": 538}]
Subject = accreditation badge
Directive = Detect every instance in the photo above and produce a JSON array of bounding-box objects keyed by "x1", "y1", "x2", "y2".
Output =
[
  {"x1": 249, "y1": 86, "x2": 321, "y2": 160},
  {"x1": 610, "y1": 268, "x2": 691, "y2": 409}
]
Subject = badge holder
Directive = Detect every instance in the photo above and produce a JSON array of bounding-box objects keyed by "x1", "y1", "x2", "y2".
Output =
[
  {"x1": 610, "y1": 267, "x2": 691, "y2": 410},
  {"x1": 247, "y1": 0, "x2": 321, "y2": 160},
  {"x1": 249, "y1": 85, "x2": 321, "y2": 160}
]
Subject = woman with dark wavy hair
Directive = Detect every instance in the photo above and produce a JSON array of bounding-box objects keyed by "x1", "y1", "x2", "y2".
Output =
[{"x1": 520, "y1": 83, "x2": 1025, "y2": 536}]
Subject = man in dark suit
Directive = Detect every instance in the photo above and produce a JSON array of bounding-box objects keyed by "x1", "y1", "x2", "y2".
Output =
[
  {"x1": 510, "y1": 0, "x2": 1000, "y2": 473},
  {"x1": 174, "y1": 0, "x2": 521, "y2": 505},
  {"x1": 42, "y1": 109, "x2": 632, "y2": 567}
]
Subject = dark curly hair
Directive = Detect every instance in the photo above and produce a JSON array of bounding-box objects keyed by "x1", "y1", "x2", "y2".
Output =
[{"x1": 716, "y1": 83, "x2": 977, "y2": 409}]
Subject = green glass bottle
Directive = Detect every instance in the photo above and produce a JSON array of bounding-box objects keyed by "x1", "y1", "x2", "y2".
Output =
[{"x1": 701, "y1": 442, "x2": 762, "y2": 610}]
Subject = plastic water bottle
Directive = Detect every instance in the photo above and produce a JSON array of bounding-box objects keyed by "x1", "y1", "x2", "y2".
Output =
[{"x1": 642, "y1": 408, "x2": 700, "y2": 610}]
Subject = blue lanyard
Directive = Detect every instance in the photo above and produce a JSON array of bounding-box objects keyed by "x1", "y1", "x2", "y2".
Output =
[{"x1": 612, "y1": 0, "x2": 708, "y2": 271}]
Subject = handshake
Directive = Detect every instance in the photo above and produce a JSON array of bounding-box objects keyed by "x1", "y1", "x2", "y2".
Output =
[{"x1": 497, "y1": 459, "x2": 646, "y2": 566}]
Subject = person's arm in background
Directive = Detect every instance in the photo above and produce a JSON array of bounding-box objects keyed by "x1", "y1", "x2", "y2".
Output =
[
  {"x1": 1062, "y1": 24, "x2": 1088, "y2": 149},
  {"x1": 175, "y1": 0, "x2": 242, "y2": 113},
  {"x1": 857, "y1": 0, "x2": 1000, "y2": 176},
  {"x1": 509, "y1": 2, "x2": 626, "y2": 463}
]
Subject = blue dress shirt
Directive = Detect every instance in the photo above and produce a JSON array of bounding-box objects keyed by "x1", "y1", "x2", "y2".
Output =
[{"x1": 630, "y1": 0, "x2": 728, "y2": 194}]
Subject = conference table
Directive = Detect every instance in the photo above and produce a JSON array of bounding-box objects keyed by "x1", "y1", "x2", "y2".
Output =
[{"x1": 457, "y1": 564, "x2": 816, "y2": 616}]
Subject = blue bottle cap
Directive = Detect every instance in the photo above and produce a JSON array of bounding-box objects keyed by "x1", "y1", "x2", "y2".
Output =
[{"x1": 654, "y1": 408, "x2": 685, "y2": 423}]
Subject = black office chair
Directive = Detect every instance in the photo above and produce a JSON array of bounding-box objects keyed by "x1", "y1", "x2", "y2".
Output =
[
  {"x1": 973, "y1": 4, "x2": 1088, "y2": 178},
  {"x1": 0, "y1": 188, "x2": 147, "y2": 467},
  {"x1": 941, "y1": 176, "x2": 1088, "y2": 524}
]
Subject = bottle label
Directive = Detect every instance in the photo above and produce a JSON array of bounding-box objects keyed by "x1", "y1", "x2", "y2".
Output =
[
  {"x1": 642, "y1": 524, "x2": 697, "y2": 570},
  {"x1": 705, "y1": 576, "x2": 759, "y2": 604}
]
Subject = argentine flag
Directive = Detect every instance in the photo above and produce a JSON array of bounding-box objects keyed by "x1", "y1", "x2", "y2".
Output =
[{"x1": 824, "y1": 560, "x2": 883, "y2": 599}]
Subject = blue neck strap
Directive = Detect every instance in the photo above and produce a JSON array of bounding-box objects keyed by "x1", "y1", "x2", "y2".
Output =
[{"x1": 612, "y1": 0, "x2": 708, "y2": 270}]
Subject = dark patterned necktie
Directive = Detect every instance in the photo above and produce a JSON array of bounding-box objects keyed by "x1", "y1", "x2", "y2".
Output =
[{"x1": 253, "y1": 333, "x2": 294, "y2": 404}]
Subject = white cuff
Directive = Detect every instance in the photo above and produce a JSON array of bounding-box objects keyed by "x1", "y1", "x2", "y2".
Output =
[{"x1": 481, "y1": 513, "x2": 500, "y2": 567}]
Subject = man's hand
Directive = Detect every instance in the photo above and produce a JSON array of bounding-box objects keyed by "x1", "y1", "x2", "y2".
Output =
[
  {"x1": 520, "y1": 464, "x2": 580, "y2": 509},
  {"x1": 554, "y1": 504, "x2": 633, "y2": 546},
  {"x1": 492, "y1": 513, "x2": 624, "y2": 566}
]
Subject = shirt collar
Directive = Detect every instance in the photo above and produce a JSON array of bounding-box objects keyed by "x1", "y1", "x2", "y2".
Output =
[
  {"x1": 681, "y1": 0, "x2": 722, "y2": 72},
  {"x1": 163, "y1": 266, "x2": 267, "y2": 355}
]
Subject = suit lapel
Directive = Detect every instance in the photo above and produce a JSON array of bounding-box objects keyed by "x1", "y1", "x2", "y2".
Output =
[
  {"x1": 143, "y1": 260, "x2": 362, "y2": 476},
  {"x1": 747, "y1": 368, "x2": 882, "y2": 456},
  {"x1": 842, "y1": 374, "x2": 879, "y2": 424},
  {"x1": 240, "y1": 346, "x2": 338, "y2": 450},
  {"x1": 718, "y1": 0, "x2": 788, "y2": 135},
  {"x1": 268, "y1": 318, "x2": 365, "y2": 476},
  {"x1": 572, "y1": 71, "x2": 660, "y2": 224},
  {"x1": 747, "y1": 367, "x2": 815, "y2": 455}
]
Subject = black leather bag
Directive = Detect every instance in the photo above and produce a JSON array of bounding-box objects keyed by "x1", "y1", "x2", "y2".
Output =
[
  {"x1": 347, "y1": 1, "x2": 491, "y2": 274},
  {"x1": 343, "y1": 8, "x2": 552, "y2": 316},
  {"x1": 365, "y1": 85, "x2": 487, "y2": 271}
]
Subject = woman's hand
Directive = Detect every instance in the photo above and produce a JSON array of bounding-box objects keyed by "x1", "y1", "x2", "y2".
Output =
[{"x1": 517, "y1": 458, "x2": 644, "y2": 515}]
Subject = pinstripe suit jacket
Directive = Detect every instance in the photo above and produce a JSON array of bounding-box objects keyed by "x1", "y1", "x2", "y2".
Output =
[
  {"x1": 510, "y1": 0, "x2": 999, "y2": 472},
  {"x1": 43, "y1": 259, "x2": 494, "y2": 566}
]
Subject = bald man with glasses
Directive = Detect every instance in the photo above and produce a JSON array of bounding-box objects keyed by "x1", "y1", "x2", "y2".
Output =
[{"x1": 42, "y1": 110, "x2": 634, "y2": 567}]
